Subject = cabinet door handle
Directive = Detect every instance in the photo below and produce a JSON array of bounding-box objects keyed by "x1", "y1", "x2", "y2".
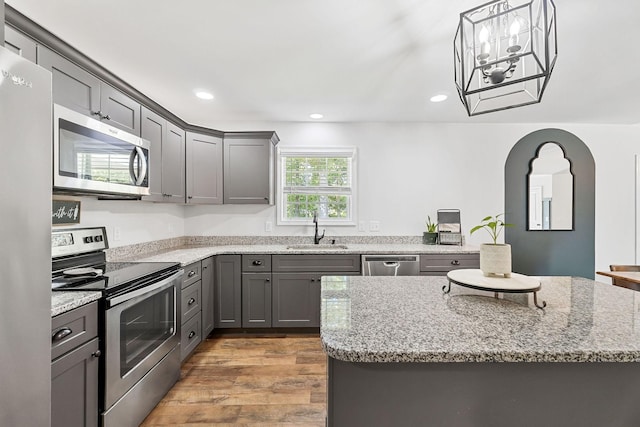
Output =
[
  {"x1": 91, "y1": 110, "x2": 102, "y2": 117},
  {"x1": 252, "y1": 260, "x2": 263, "y2": 266},
  {"x1": 311, "y1": 278, "x2": 316, "y2": 282},
  {"x1": 52, "y1": 327, "x2": 72, "y2": 342},
  {"x1": 202, "y1": 265, "x2": 208, "y2": 270},
  {"x1": 188, "y1": 297, "x2": 196, "y2": 305},
  {"x1": 188, "y1": 331, "x2": 196, "y2": 339},
  {"x1": 103, "y1": 114, "x2": 111, "y2": 121},
  {"x1": 188, "y1": 270, "x2": 196, "y2": 277},
  {"x1": 92, "y1": 350, "x2": 102, "y2": 358},
  {"x1": 265, "y1": 278, "x2": 270, "y2": 282},
  {"x1": 188, "y1": 196, "x2": 193, "y2": 199},
  {"x1": 451, "y1": 260, "x2": 460, "y2": 265}
]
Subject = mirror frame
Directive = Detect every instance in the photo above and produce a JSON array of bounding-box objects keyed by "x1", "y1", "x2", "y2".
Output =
[{"x1": 526, "y1": 142, "x2": 575, "y2": 231}]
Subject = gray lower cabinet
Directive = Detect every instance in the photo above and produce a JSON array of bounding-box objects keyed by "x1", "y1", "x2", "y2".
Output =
[
  {"x1": 214, "y1": 255, "x2": 242, "y2": 328},
  {"x1": 141, "y1": 107, "x2": 185, "y2": 203},
  {"x1": 51, "y1": 302, "x2": 100, "y2": 427},
  {"x1": 4, "y1": 24, "x2": 37, "y2": 62},
  {"x1": 223, "y1": 132, "x2": 279, "y2": 204},
  {"x1": 201, "y1": 256, "x2": 215, "y2": 337},
  {"x1": 271, "y1": 273, "x2": 322, "y2": 327},
  {"x1": 420, "y1": 253, "x2": 480, "y2": 276},
  {"x1": 37, "y1": 45, "x2": 140, "y2": 135},
  {"x1": 180, "y1": 261, "x2": 200, "y2": 362},
  {"x1": 186, "y1": 132, "x2": 223, "y2": 205},
  {"x1": 242, "y1": 272, "x2": 272, "y2": 328},
  {"x1": 271, "y1": 254, "x2": 361, "y2": 328}
]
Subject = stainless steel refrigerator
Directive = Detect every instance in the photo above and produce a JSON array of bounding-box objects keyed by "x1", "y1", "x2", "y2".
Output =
[{"x1": 0, "y1": 44, "x2": 53, "y2": 425}]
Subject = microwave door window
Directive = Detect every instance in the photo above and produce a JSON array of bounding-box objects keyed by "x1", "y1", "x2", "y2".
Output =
[{"x1": 58, "y1": 119, "x2": 146, "y2": 187}]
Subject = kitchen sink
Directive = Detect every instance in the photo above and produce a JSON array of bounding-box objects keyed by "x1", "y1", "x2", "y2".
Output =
[{"x1": 286, "y1": 244, "x2": 349, "y2": 250}]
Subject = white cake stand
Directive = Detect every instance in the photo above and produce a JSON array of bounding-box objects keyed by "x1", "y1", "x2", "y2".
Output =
[{"x1": 445, "y1": 269, "x2": 546, "y2": 309}]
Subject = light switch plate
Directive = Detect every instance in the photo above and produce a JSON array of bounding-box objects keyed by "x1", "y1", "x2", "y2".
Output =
[
  {"x1": 369, "y1": 221, "x2": 380, "y2": 232},
  {"x1": 358, "y1": 221, "x2": 366, "y2": 232},
  {"x1": 265, "y1": 221, "x2": 273, "y2": 232}
]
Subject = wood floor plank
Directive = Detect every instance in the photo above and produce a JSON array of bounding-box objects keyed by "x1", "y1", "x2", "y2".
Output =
[{"x1": 140, "y1": 334, "x2": 327, "y2": 426}]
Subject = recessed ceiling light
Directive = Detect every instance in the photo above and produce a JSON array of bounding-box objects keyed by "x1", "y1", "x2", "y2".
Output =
[
  {"x1": 430, "y1": 94, "x2": 448, "y2": 103},
  {"x1": 309, "y1": 113, "x2": 324, "y2": 119},
  {"x1": 195, "y1": 91, "x2": 214, "y2": 100}
]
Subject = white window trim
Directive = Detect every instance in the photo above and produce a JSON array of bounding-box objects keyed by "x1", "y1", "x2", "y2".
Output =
[{"x1": 277, "y1": 146, "x2": 357, "y2": 226}]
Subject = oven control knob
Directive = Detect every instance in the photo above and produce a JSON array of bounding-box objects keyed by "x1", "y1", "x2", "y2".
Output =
[
  {"x1": 84, "y1": 236, "x2": 94, "y2": 243},
  {"x1": 94, "y1": 235, "x2": 103, "y2": 242}
]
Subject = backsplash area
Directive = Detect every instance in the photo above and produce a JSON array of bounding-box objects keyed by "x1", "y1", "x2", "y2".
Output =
[{"x1": 106, "y1": 235, "x2": 428, "y2": 261}]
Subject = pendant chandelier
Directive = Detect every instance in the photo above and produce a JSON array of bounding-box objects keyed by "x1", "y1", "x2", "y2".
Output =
[{"x1": 454, "y1": 0, "x2": 557, "y2": 116}]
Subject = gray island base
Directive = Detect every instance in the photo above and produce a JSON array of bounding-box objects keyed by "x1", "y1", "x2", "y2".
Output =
[{"x1": 321, "y1": 275, "x2": 640, "y2": 427}]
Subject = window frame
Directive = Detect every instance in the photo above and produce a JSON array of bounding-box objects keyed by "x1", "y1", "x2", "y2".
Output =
[{"x1": 277, "y1": 146, "x2": 357, "y2": 226}]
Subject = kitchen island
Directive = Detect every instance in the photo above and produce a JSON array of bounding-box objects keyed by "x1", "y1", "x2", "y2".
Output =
[{"x1": 321, "y1": 275, "x2": 640, "y2": 427}]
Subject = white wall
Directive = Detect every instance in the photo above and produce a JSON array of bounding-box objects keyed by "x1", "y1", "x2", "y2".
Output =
[
  {"x1": 80, "y1": 121, "x2": 640, "y2": 280},
  {"x1": 65, "y1": 198, "x2": 185, "y2": 247}
]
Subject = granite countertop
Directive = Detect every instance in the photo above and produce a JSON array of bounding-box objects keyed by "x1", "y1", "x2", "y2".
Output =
[
  {"x1": 52, "y1": 291, "x2": 102, "y2": 317},
  {"x1": 320, "y1": 275, "x2": 640, "y2": 363},
  {"x1": 127, "y1": 243, "x2": 479, "y2": 266}
]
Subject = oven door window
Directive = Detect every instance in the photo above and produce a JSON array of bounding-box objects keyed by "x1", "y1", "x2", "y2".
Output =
[
  {"x1": 58, "y1": 119, "x2": 148, "y2": 187},
  {"x1": 119, "y1": 285, "x2": 175, "y2": 377}
]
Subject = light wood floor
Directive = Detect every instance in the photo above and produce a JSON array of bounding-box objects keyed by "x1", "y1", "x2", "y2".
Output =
[{"x1": 140, "y1": 335, "x2": 327, "y2": 426}]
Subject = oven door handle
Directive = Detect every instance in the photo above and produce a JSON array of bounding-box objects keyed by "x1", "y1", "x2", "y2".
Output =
[{"x1": 108, "y1": 270, "x2": 183, "y2": 307}]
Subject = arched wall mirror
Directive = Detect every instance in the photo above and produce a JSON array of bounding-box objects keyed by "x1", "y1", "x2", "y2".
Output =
[{"x1": 527, "y1": 142, "x2": 574, "y2": 230}]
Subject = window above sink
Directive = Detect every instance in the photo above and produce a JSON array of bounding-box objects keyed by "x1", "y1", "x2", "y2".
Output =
[{"x1": 277, "y1": 147, "x2": 357, "y2": 226}]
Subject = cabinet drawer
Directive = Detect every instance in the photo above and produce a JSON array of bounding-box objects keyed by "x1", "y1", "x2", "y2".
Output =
[
  {"x1": 242, "y1": 254, "x2": 272, "y2": 272},
  {"x1": 182, "y1": 261, "x2": 202, "y2": 288},
  {"x1": 420, "y1": 254, "x2": 480, "y2": 273},
  {"x1": 52, "y1": 301, "x2": 99, "y2": 361},
  {"x1": 181, "y1": 281, "x2": 202, "y2": 324},
  {"x1": 272, "y1": 254, "x2": 361, "y2": 273},
  {"x1": 181, "y1": 313, "x2": 201, "y2": 361}
]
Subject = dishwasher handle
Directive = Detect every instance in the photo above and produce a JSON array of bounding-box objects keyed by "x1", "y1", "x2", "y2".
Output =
[{"x1": 383, "y1": 262, "x2": 400, "y2": 268}]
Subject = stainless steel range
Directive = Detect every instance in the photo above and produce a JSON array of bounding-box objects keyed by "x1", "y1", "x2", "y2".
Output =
[{"x1": 52, "y1": 227, "x2": 183, "y2": 427}]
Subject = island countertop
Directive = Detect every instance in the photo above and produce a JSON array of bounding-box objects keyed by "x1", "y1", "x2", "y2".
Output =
[{"x1": 320, "y1": 275, "x2": 640, "y2": 363}]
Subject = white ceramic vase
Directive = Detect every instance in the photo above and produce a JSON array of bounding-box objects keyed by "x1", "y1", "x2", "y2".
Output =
[{"x1": 479, "y1": 243, "x2": 512, "y2": 278}]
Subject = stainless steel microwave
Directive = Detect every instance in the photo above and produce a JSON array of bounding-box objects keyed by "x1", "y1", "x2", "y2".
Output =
[{"x1": 53, "y1": 104, "x2": 150, "y2": 197}]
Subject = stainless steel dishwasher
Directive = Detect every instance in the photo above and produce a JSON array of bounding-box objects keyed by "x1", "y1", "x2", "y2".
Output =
[{"x1": 361, "y1": 255, "x2": 420, "y2": 276}]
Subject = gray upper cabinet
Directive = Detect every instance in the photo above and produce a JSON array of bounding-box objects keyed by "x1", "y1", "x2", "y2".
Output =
[
  {"x1": 186, "y1": 132, "x2": 223, "y2": 205},
  {"x1": 37, "y1": 45, "x2": 141, "y2": 135},
  {"x1": 38, "y1": 45, "x2": 101, "y2": 117},
  {"x1": 99, "y1": 83, "x2": 141, "y2": 136},
  {"x1": 4, "y1": 25, "x2": 37, "y2": 62},
  {"x1": 141, "y1": 107, "x2": 185, "y2": 203},
  {"x1": 223, "y1": 132, "x2": 279, "y2": 204}
]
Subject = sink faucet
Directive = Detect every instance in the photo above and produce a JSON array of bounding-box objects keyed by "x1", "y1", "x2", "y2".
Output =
[{"x1": 313, "y1": 212, "x2": 325, "y2": 244}]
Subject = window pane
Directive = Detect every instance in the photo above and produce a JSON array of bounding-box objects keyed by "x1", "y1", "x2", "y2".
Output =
[{"x1": 281, "y1": 151, "x2": 354, "y2": 223}]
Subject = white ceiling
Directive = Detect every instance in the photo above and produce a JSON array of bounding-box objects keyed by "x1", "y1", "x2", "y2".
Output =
[{"x1": 7, "y1": 0, "x2": 640, "y2": 127}]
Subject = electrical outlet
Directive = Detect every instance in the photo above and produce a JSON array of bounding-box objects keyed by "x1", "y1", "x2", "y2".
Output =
[
  {"x1": 358, "y1": 221, "x2": 366, "y2": 232},
  {"x1": 369, "y1": 221, "x2": 380, "y2": 232},
  {"x1": 113, "y1": 226, "x2": 121, "y2": 241},
  {"x1": 265, "y1": 221, "x2": 273, "y2": 232}
]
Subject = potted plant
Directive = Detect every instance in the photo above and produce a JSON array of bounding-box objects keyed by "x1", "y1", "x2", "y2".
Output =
[
  {"x1": 470, "y1": 213, "x2": 513, "y2": 277},
  {"x1": 422, "y1": 216, "x2": 439, "y2": 245}
]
